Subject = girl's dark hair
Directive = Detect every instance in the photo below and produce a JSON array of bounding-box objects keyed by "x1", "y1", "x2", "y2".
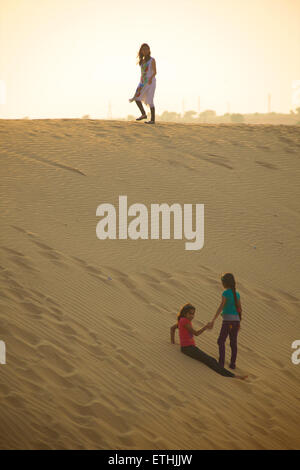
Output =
[
  {"x1": 221, "y1": 273, "x2": 240, "y2": 314},
  {"x1": 137, "y1": 43, "x2": 151, "y2": 66},
  {"x1": 176, "y1": 303, "x2": 195, "y2": 326}
]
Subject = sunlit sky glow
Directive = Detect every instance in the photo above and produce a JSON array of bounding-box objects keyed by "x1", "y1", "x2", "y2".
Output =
[{"x1": 1, "y1": 0, "x2": 299, "y2": 118}]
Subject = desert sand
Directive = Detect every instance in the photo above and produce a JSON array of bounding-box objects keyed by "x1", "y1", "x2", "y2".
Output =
[{"x1": 0, "y1": 119, "x2": 299, "y2": 449}]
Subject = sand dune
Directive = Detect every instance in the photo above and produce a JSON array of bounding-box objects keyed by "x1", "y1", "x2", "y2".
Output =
[{"x1": 0, "y1": 119, "x2": 300, "y2": 449}]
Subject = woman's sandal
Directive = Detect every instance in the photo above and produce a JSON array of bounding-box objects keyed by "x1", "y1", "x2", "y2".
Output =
[{"x1": 136, "y1": 114, "x2": 147, "y2": 121}]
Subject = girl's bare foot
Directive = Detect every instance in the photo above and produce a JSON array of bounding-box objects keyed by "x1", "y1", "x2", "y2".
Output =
[{"x1": 234, "y1": 375, "x2": 248, "y2": 380}]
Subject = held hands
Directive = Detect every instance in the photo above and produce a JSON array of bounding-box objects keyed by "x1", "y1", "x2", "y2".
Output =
[{"x1": 206, "y1": 321, "x2": 214, "y2": 330}]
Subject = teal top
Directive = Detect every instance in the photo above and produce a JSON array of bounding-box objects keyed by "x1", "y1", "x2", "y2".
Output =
[{"x1": 222, "y1": 289, "x2": 240, "y2": 320}]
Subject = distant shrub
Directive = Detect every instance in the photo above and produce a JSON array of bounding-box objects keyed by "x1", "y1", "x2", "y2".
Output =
[
  {"x1": 182, "y1": 110, "x2": 197, "y2": 121},
  {"x1": 198, "y1": 110, "x2": 216, "y2": 122},
  {"x1": 82, "y1": 114, "x2": 90, "y2": 119},
  {"x1": 159, "y1": 111, "x2": 181, "y2": 122},
  {"x1": 230, "y1": 113, "x2": 244, "y2": 123}
]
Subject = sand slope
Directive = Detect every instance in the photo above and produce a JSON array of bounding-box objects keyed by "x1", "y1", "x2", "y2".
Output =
[{"x1": 0, "y1": 119, "x2": 300, "y2": 449}]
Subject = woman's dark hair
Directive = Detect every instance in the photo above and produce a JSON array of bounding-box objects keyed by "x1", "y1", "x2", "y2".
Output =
[
  {"x1": 221, "y1": 273, "x2": 240, "y2": 313},
  {"x1": 176, "y1": 303, "x2": 195, "y2": 326},
  {"x1": 137, "y1": 43, "x2": 151, "y2": 66}
]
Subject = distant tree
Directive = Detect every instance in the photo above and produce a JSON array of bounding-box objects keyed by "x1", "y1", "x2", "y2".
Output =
[
  {"x1": 159, "y1": 111, "x2": 181, "y2": 122},
  {"x1": 183, "y1": 110, "x2": 197, "y2": 122},
  {"x1": 230, "y1": 113, "x2": 244, "y2": 123},
  {"x1": 198, "y1": 109, "x2": 216, "y2": 122},
  {"x1": 23, "y1": 116, "x2": 30, "y2": 120},
  {"x1": 296, "y1": 107, "x2": 300, "y2": 116},
  {"x1": 82, "y1": 114, "x2": 90, "y2": 119},
  {"x1": 127, "y1": 115, "x2": 135, "y2": 121}
]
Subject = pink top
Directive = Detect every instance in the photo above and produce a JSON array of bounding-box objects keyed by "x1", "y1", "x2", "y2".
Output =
[{"x1": 178, "y1": 317, "x2": 195, "y2": 347}]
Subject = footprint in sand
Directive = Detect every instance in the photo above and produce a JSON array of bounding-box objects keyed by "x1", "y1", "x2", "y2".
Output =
[
  {"x1": 38, "y1": 365, "x2": 76, "y2": 389},
  {"x1": 199, "y1": 264, "x2": 214, "y2": 273},
  {"x1": 1, "y1": 247, "x2": 25, "y2": 257},
  {"x1": 10, "y1": 227, "x2": 68, "y2": 267},
  {"x1": 281, "y1": 368, "x2": 297, "y2": 380},
  {"x1": 136, "y1": 272, "x2": 160, "y2": 285},
  {"x1": 107, "y1": 316, "x2": 137, "y2": 337},
  {"x1": 278, "y1": 136, "x2": 293, "y2": 145},
  {"x1": 37, "y1": 343, "x2": 75, "y2": 374},
  {"x1": 277, "y1": 289, "x2": 299, "y2": 303},
  {"x1": 12, "y1": 324, "x2": 40, "y2": 347},
  {"x1": 30, "y1": 289, "x2": 46, "y2": 300},
  {"x1": 249, "y1": 404, "x2": 271, "y2": 420},
  {"x1": 6, "y1": 285, "x2": 30, "y2": 301},
  {"x1": 0, "y1": 247, "x2": 37, "y2": 272},
  {"x1": 0, "y1": 290, "x2": 10, "y2": 301},
  {"x1": 74, "y1": 338, "x2": 107, "y2": 359},
  {"x1": 30, "y1": 239, "x2": 67, "y2": 266},
  {"x1": 20, "y1": 301, "x2": 44, "y2": 317},
  {"x1": 206, "y1": 153, "x2": 233, "y2": 169},
  {"x1": 150, "y1": 268, "x2": 172, "y2": 280},
  {"x1": 85, "y1": 265, "x2": 103, "y2": 275},
  {"x1": 84, "y1": 265, "x2": 107, "y2": 282},
  {"x1": 254, "y1": 289, "x2": 277, "y2": 302},
  {"x1": 11, "y1": 255, "x2": 37, "y2": 271},
  {"x1": 71, "y1": 256, "x2": 89, "y2": 269},
  {"x1": 44, "y1": 295, "x2": 60, "y2": 306},
  {"x1": 75, "y1": 401, "x2": 130, "y2": 433},
  {"x1": 115, "y1": 348, "x2": 144, "y2": 368},
  {"x1": 256, "y1": 145, "x2": 271, "y2": 151},
  {"x1": 148, "y1": 303, "x2": 169, "y2": 314},
  {"x1": 283, "y1": 147, "x2": 298, "y2": 154},
  {"x1": 167, "y1": 159, "x2": 191, "y2": 171},
  {"x1": 255, "y1": 160, "x2": 278, "y2": 170},
  {"x1": 200, "y1": 276, "x2": 219, "y2": 288},
  {"x1": 269, "y1": 358, "x2": 285, "y2": 368}
]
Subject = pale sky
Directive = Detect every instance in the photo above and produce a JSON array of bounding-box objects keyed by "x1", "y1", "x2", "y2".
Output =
[{"x1": 1, "y1": 0, "x2": 299, "y2": 119}]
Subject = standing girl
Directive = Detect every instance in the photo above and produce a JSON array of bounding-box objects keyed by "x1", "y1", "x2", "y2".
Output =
[
  {"x1": 210, "y1": 273, "x2": 242, "y2": 370},
  {"x1": 129, "y1": 43, "x2": 156, "y2": 124},
  {"x1": 171, "y1": 303, "x2": 247, "y2": 379}
]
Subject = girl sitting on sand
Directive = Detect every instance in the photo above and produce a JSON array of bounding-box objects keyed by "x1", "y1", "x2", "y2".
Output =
[
  {"x1": 129, "y1": 43, "x2": 156, "y2": 124},
  {"x1": 210, "y1": 273, "x2": 242, "y2": 370},
  {"x1": 170, "y1": 303, "x2": 247, "y2": 379}
]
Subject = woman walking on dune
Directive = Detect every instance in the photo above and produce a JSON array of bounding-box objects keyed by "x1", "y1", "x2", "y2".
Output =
[{"x1": 129, "y1": 43, "x2": 157, "y2": 124}]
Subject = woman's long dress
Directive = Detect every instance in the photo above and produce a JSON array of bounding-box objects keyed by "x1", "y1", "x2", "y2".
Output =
[{"x1": 133, "y1": 57, "x2": 156, "y2": 107}]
